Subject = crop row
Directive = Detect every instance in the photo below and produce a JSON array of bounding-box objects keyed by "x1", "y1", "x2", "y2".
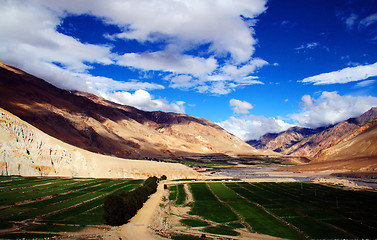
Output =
[{"x1": 183, "y1": 182, "x2": 377, "y2": 239}]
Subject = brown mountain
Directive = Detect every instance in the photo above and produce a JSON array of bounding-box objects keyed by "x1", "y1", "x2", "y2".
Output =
[
  {"x1": 249, "y1": 107, "x2": 377, "y2": 158},
  {"x1": 281, "y1": 118, "x2": 377, "y2": 172},
  {"x1": 0, "y1": 62, "x2": 262, "y2": 160},
  {"x1": 247, "y1": 127, "x2": 324, "y2": 154}
]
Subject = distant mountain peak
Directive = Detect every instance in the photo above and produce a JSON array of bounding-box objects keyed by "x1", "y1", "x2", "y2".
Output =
[{"x1": 248, "y1": 107, "x2": 377, "y2": 159}]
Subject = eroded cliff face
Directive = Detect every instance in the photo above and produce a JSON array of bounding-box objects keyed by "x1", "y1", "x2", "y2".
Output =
[
  {"x1": 0, "y1": 109, "x2": 92, "y2": 176},
  {"x1": 0, "y1": 108, "x2": 202, "y2": 179}
]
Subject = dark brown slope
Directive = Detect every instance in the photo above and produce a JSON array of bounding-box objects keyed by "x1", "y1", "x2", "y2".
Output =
[
  {"x1": 0, "y1": 62, "x2": 261, "y2": 160},
  {"x1": 249, "y1": 107, "x2": 377, "y2": 158}
]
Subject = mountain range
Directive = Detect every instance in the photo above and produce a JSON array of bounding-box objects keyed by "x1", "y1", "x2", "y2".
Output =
[
  {"x1": 248, "y1": 107, "x2": 377, "y2": 171},
  {"x1": 248, "y1": 107, "x2": 377, "y2": 158},
  {"x1": 1, "y1": 62, "x2": 376, "y2": 173}
]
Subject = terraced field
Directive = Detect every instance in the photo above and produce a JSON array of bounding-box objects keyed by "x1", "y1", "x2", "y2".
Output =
[
  {"x1": 0, "y1": 176, "x2": 142, "y2": 239},
  {"x1": 172, "y1": 182, "x2": 377, "y2": 239}
]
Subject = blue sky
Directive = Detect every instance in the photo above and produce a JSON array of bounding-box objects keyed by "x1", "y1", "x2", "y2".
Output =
[{"x1": 1, "y1": 0, "x2": 377, "y2": 140}]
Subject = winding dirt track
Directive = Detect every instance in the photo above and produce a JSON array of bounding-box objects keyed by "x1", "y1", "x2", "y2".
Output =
[{"x1": 120, "y1": 183, "x2": 165, "y2": 240}]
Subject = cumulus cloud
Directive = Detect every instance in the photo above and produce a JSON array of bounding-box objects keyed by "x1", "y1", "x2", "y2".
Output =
[
  {"x1": 105, "y1": 90, "x2": 185, "y2": 113},
  {"x1": 230, "y1": 99, "x2": 253, "y2": 114},
  {"x1": 0, "y1": 0, "x2": 188, "y2": 113},
  {"x1": 164, "y1": 58, "x2": 266, "y2": 95},
  {"x1": 301, "y1": 62, "x2": 377, "y2": 85},
  {"x1": 0, "y1": 0, "x2": 269, "y2": 99},
  {"x1": 116, "y1": 47, "x2": 218, "y2": 76},
  {"x1": 290, "y1": 91, "x2": 377, "y2": 128},
  {"x1": 218, "y1": 115, "x2": 292, "y2": 141}
]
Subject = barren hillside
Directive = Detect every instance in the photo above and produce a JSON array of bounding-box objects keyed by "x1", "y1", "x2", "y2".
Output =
[
  {"x1": 281, "y1": 118, "x2": 377, "y2": 172},
  {"x1": 249, "y1": 108, "x2": 377, "y2": 158},
  {"x1": 0, "y1": 107, "x2": 202, "y2": 179},
  {"x1": 0, "y1": 62, "x2": 262, "y2": 160}
]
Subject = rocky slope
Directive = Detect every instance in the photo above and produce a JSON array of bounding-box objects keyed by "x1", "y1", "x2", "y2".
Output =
[
  {"x1": 281, "y1": 118, "x2": 377, "y2": 172},
  {"x1": 249, "y1": 107, "x2": 377, "y2": 158},
  {"x1": 0, "y1": 107, "x2": 202, "y2": 179},
  {"x1": 0, "y1": 62, "x2": 262, "y2": 161}
]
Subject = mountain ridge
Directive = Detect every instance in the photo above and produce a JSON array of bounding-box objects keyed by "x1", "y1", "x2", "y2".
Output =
[{"x1": 0, "y1": 62, "x2": 263, "y2": 161}]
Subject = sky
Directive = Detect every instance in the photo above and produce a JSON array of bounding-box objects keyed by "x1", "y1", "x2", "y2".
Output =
[{"x1": 1, "y1": 0, "x2": 377, "y2": 141}]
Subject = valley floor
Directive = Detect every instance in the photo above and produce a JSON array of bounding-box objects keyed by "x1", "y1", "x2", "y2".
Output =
[{"x1": 1, "y1": 169, "x2": 376, "y2": 239}]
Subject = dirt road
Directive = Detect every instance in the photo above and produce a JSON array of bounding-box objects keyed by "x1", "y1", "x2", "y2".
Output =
[{"x1": 120, "y1": 183, "x2": 165, "y2": 240}]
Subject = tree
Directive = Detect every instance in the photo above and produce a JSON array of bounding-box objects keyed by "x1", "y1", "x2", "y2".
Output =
[{"x1": 103, "y1": 177, "x2": 159, "y2": 226}]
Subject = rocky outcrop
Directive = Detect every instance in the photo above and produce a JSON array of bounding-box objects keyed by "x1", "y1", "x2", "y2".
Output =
[
  {"x1": 0, "y1": 108, "x2": 202, "y2": 179},
  {"x1": 0, "y1": 62, "x2": 261, "y2": 160}
]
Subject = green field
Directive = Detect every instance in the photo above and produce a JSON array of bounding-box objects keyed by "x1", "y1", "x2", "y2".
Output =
[
  {"x1": 173, "y1": 182, "x2": 377, "y2": 239},
  {"x1": 0, "y1": 176, "x2": 142, "y2": 238}
]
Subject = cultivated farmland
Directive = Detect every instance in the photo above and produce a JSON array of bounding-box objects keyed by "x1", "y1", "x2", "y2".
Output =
[
  {"x1": 169, "y1": 182, "x2": 377, "y2": 239},
  {"x1": 0, "y1": 176, "x2": 142, "y2": 239}
]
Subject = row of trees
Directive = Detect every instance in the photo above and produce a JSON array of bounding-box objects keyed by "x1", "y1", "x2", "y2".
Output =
[{"x1": 103, "y1": 176, "x2": 162, "y2": 226}]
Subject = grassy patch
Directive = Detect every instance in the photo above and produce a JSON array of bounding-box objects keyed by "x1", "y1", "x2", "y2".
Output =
[
  {"x1": 180, "y1": 218, "x2": 210, "y2": 227},
  {"x1": 325, "y1": 218, "x2": 377, "y2": 239},
  {"x1": 226, "y1": 222, "x2": 245, "y2": 229},
  {"x1": 189, "y1": 183, "x2": 238, "y2": 223},
  {"x1": 286, "y1": 217, "x2": 351, "y2": 239},
  {"x1": 25, "y1": 223, "x2": 84, "y2": 232},
  {"x1": 0, "y1": 233, "x2": 58, "y2": 239},
  {"x1": 0, "y1": 221, "x2": 12, "y2": 230},
  {"x1": 176, "y1": 184, "x2": 186, "y2": 205},
  {"x1": 224, "y1": 183, "x2": 305, "y2": 239},
  {"x1": 171, "y1": 234, "x2": 204, "y2": 240},
  {"x1": 169, "y1": 185, "x2": 178, "y2": 201},
  {"x1": 203, "y1": 225, "x2": 240, "y2": 236}
]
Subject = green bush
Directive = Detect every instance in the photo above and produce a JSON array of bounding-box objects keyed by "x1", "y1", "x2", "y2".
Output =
[{"x1": 103, "y1": 177, "x2": 158, "y2": 226}]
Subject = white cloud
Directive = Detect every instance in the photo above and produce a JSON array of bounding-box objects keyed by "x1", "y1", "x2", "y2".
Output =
[
  {"x1": 344, "y1": 13, "x2": 359, "y2": 30},
  {"x1": 300, "y1": 95, "x2": 313, "y2": 107},
  {"x1": 42, "y1": 0, "x2": 267, "y2": 64},
  {"x1": 230, "y1": 99, "x2": 253, "y2": 114},
  {"x1": 116, "y1": 46, "x2": 218, "y2": 76},
  {"x1": 355, "y1": 79, "x2": 376, "y2": 88},
  {"x1": 359, "y1": 13, "x2": 377, "y2": 28},
  {"x1": 301, "y1": 62, "x2": 377, "y2": 85},
  {"x1": 295, "y1": 42, "x2": 320, "y2": 51},
  {"x1": 0, "y1": 2, "x2": 113, "y2": 72},
  {"x1": 164, "y1": 58, "x2": 266, "y2": 95},
  {"x1": 290, "y1": 91, "x2": 377, "y2": 128},
  {"x1": 105, "y1": 90, "x2": 185, "y2": 113},
  {"x1": 218, "y1": 115, "x2": 292, "y2": 141}
]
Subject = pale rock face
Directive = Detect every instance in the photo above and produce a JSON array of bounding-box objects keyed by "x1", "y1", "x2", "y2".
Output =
[
  {"x1": 0, "y1": 108, "x2": 202, "y2": 179},
  {"x1": 0, "y1": 109, "x2": 94, "y2": 176}
]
